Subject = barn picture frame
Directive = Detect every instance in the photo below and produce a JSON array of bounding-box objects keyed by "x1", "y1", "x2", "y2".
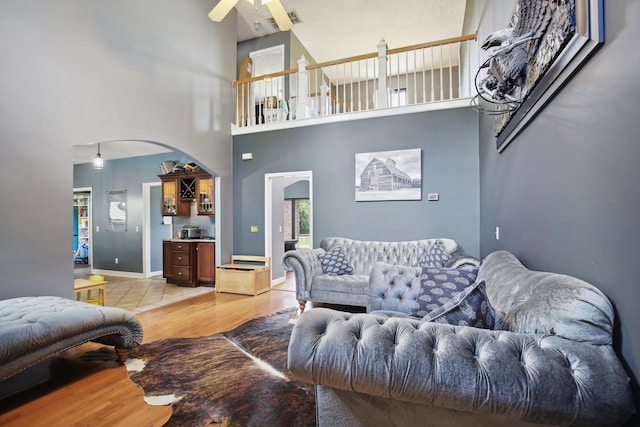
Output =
[{"x1": 355, "y1": 148, "x2": 422, "y2": 202}]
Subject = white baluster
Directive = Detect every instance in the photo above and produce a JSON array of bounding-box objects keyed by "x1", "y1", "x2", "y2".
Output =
[
  {"x1": 320, "y1": 82, "x2": 329, "y2": 116},
  {"x1": 430, "y1": 47, "x2": 435, "y2": 102},
  {"x1": 296, "y1": 55, "x2": 309, "y2": 120},
  {"x1": 374, "y1": 38, "x2": 388, "y2": 109},
  {"x1": 448, "y1": 43, "x2": 453, "y2": 99}
]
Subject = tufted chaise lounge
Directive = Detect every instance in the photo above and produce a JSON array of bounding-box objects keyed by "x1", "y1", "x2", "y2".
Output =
[
  {"x1": 0, "y1": 296, "x2": 143, "y2": 384},
  {"x1": 282, "y1": 237, "x2": 461, "y2": 313},
  {"x1": 288, "y1": 251, "x2": 636, "y2": 426}
]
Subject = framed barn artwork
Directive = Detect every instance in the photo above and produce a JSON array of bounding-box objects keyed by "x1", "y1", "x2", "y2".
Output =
[{"x1": 355, "y1": 148, "x2": 421, "y2": 202}]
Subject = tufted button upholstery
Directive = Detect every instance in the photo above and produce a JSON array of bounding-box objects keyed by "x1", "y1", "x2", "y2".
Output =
[
  {"x1": 320, "y1": 237, "x2": 457, "y2": 276},
  {"x1": 0, "y1": 296, "x2": 143, "y2": 381},
  {"x1": 368, "y1": 263, "x2": 423, "y2": 314},
  {"x1": 289, "y1": 308, "x2": 635, "y2": 426},
  {"x1": 282, "y1": 237, "x2": 458, "y2": 311},
  {"x1": 288, "y1": 251, "x2": 637, "y2": 426}
]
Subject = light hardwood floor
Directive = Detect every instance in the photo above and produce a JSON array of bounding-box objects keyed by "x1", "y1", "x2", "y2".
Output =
[{"x1": 0, "y1": 280, "x2": 300, "y2": 426}]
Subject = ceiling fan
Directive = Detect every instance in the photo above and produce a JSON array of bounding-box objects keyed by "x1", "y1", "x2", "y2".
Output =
[{"x1": 209, "y1": 0, "x2": 293, "y2": 31}]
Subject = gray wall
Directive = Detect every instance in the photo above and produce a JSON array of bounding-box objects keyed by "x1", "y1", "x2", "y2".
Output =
[
  {"x1": 73, "y1": 152, "x2": 189, "y2": 273},
  {"x1": 0, "y1": 0, "x2": 236, "y2": 299},
  {"x1": 285, "y1": 180, "x2": 310, "y2": 199},
  {"x1": 233, "y1": 107, "x2": 480, "y2": 257},
  {"x1": 474, "y1": 1, "x2": 640, "y2": 420}
]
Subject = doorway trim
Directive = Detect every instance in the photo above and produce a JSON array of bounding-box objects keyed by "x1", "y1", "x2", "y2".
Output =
[
  {"x1": 142, "y1": 182, "x2": 163, "y2": 278},
  {"x1": 73, "y1": 187, "x2": 93, "y2": 273},
  {"x1": 264, "y1": 171, "x2": 313, "y2": 285}
]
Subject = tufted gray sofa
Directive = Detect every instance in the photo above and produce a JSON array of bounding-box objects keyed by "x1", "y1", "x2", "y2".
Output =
[
  {"x1": 288, "y1": 250, "x2": 636, "y2": 426},
  {"x1": 282, "y1": 237, "x2": 459, "y2": 313}
]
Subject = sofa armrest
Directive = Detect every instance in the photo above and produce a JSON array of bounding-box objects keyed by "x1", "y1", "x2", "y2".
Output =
[
  {"x1": 288, "y1": 308, "x2": 635, "y2": 426},
  {"x1": 444, "y1": 253, "x2": 481, "y2": 269},
  {"x1": 281, "y1": 248, "x2": 326, "y2": 300}
]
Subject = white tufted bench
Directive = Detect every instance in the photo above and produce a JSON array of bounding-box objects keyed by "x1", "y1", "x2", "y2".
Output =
[{"x1": 0, "y1": 296, "x2": 143, "y2": 383}]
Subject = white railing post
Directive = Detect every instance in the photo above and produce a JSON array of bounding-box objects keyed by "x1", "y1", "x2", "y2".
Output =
[
  {"x1": 319, "y1": 81, "x2": 330, "y2": 116},
  {"x1": 374, "y1": 38, "x2": 388, "y2": 109},
  {"x1": 296, "y1": 55, "x2": 309, "y2": 120}
]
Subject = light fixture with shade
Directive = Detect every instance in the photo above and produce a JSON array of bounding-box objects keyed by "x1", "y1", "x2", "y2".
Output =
[{"x1": 93, "y1": 143, "x2": 104, "y2": 170}]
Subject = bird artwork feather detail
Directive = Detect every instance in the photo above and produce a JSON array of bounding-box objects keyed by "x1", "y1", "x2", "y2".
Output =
[{"x1": 472, "y1": 0, "x2": 578, "y2": 137}]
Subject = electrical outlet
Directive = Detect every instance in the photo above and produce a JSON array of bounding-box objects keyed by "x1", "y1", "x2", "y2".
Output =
[
  {"x1": 115, "y1": 258, "x2": 119, "y2": 264},
  {"x1": 427, "y1": 193, "x2": 439, "y2": 201},
  {"x1": 250, "y1": 225, "x2": 259, "y2": 233}
]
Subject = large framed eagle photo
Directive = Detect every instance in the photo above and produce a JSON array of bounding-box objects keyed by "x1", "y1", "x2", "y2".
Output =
[{"x1": 474, "y1": 0, "x2": 604, "y2": 151}]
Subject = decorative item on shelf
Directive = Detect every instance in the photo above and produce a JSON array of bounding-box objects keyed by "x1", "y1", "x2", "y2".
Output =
[
  {"x1": 93, "y1": 143, "x2": 104, "y2": 170},
  {"x1": 160, "y1": 160, "x2": 177, "y2": 174}
]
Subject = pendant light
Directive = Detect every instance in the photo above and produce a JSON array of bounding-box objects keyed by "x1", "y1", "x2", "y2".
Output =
[{"x1": 93, "y1": 143, "x2": 104, "y2": 170}]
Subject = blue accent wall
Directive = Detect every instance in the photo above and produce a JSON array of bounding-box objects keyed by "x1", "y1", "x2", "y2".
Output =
[
  {"x1": 233, "y1": 107, "x2": 480, "y2": 257},
  {"x1": 73, "y1": 152, "x2": 194, "y2": 273}
]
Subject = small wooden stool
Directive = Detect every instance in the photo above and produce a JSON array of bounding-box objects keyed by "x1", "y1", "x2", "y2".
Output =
[{"x1": 74, "y1": 278, "x2": 107, "y2": 306}]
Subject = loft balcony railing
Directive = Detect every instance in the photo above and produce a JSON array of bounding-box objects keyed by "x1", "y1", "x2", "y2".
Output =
[{"x1": 233, "y1": 34, "x2": 478, "y2": 129}]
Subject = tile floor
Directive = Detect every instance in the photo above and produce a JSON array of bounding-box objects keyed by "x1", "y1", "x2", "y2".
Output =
[{"x1": 74, "y1": 269, "x2": 295, "y2": 313}]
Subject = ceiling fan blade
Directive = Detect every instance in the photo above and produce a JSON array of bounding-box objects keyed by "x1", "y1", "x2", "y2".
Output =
[
  {"x1": 266, "y1": 0, "x2": 293, "y2": 31},
  {"x1": 208, "y1": 0, "x2": 241, "y2": 22}
]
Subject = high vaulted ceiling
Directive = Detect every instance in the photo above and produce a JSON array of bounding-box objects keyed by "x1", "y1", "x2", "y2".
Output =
[
  {"x1": 236, "y1": 0, "x2": 468, "y2": 63},
  {"x1": 73, "y1": 0, "x2": 469, "y2": 164}
]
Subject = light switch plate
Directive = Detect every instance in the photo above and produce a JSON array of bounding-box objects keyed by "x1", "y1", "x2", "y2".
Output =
[{"x1": 427, "y1": 193, "x2": 439, "y2": 201}]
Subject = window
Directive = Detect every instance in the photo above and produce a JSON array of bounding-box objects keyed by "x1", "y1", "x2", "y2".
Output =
[{"x1": 284, "y1": 198, "x2": 310, "y2": 248}]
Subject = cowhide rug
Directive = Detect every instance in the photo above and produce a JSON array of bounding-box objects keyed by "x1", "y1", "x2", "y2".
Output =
[{"x1": 121, "y1": 308, "x2": 315, "y2": 427}]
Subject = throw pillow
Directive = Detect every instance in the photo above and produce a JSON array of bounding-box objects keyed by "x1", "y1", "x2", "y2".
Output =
[
  {"x1": 424, "y1": 280, "x2": 495, "y2": 329},
  {"x1": 410, "y1": 266, "x2": 479, "y2": 318},
  {"x1": 421, "y1": 241, "x2": 451, "y2": 268},
  {"x1": 318, "y1": 246, "x2": 354, "y2": 276}
]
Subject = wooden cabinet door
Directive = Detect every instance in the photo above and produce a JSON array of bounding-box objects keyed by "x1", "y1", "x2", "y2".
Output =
[
  {"x1": 196, "y1": 242, "x2": 216, "y2": 284},
  {"x1": 162, "y1": 240, "x2": 173, "y2": 280},
  {"x1": 196, "y1": 175, "x2": 214, "y2": 215},
  {"x1": 161, "y1": 175, "x2": 190, "y2": 216}
]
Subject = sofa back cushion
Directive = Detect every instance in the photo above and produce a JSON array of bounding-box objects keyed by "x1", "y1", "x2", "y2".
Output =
[
  {"x1": 320, "y1": 237, "x2": 457, "y2": 276},
  {"x1": 477, "y1": 250, "x2": 615, "y2": 345}
]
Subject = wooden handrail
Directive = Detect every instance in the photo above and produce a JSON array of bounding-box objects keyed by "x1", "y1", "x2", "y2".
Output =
[
  {"x1": 387, "y1": 33, "x2": 477, "y2": 55},
  {"x1": 233, "y1": 68, "x2": 298, "y2": 87},
  {"x1": 232, "y1": 33, "x2": 477, "y2": 86}
]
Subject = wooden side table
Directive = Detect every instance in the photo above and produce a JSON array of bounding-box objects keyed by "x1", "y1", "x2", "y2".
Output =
[{"x1": 74, "y1": 278, "x2": 107, "y2": 306}]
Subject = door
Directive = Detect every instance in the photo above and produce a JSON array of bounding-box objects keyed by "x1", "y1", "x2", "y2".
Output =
[
  {"x1": 144, "y1": 182, "x2": 172, "y2": 278},
  {"x1": 196, "y1": 242, "x2": 216, "y2": 284},
  {"x1": 265, "y1": 171, "x2": 313, "y2": 285},
  {"x1": 250, "y1": 45, "x2": 285, "y2": 123}
]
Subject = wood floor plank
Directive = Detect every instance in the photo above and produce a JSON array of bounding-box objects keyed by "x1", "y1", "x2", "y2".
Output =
[{"x1": 0, "y1": 284, "x2": 298, "y2": 426}]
